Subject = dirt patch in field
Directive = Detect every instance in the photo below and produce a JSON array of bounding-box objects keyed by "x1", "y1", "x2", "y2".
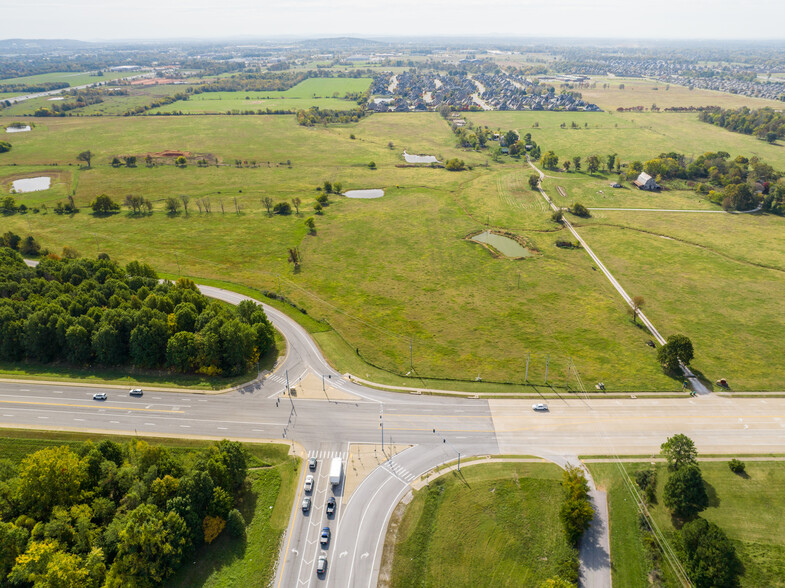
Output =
[
  {"x1": 2, "y1": 169, "x2": 70, "y2": 193},
  {"x1": 557, "y1": 186, "x2": 567, "y2": 198},
  {"x1": 140, "y1": 151, "x2": 219, "y2": 165}
]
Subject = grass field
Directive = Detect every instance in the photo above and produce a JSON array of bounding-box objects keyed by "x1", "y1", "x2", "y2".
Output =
[
  {"x1": 589, "y1": 460, "x2": 785, "y2": 587},
  {"x1": 149, "y1": 77, "x2": 372, "y2": 114},
  {"x1": 0, "y1": 70, "x2": 144, "y2": 88},
  {"x1": 383, "y1": 462, "x2": 575, "y2": 587},
  {"x1": 0, "y1": 429, "x2": 298, "y2": 588},
  {"x1": 1, "y1": 110, "x2": 784, "y2": 390},
  {"x1": 577, "y1": 76, "x2": 783, "y2": 111}
]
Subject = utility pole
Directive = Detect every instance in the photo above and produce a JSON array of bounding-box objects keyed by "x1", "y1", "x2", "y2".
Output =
[
  {"x1": 174, "y1": 252, "x2": 180, "y2": 276},
  {"x1": 409, "y1": 337, "x2": 414, "y2": 372},
  {"x1": 525, "y1": 353, "x2": 530, "y2": 383},
  {"x1": 380, "y1": 404, "x2": 384, "y2": 452},
  {"x1": 517, "y1": 273, "x2": 520, "y2": 289},
  {"x1": 545, "y1": 354, "x2": 549, "y2": 385},
  {"x1": 443, "y1": 437, "x2": 461, "y2": 471}
]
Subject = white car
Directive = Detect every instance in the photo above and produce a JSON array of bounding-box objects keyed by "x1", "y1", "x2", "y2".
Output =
[
  {"x1": 129, "y1": 388, "x2": 143, "y2": 397},
  {"x1": 304, "y1": 475, "x2": 314, "y2": 493},
  {"x1": 532, "y1": 403, "x2": 549, "y2": 411},
  {"x1": 93, "y1": 393, "x2": 107, "y2": 401}
]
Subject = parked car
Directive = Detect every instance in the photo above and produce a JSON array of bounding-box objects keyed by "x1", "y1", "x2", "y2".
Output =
[
  {"x1": 304, "y1": 475, "x2": 314, "y2": 493},
  {"x1": 320, "y1": 527, "x2": 331, "y2": 546},
  {"x1": 326, "y1": 496, "x2": 336, "y2": 516},
  {"x1": 532, "y1": 403, "x2": 549, "y2": 411},
  {"x1": 309, "y1": 457, "x2": 317, "y2": 470},
  {"x1": 316, "y1": 556, "x2": 328, "y2": 575},
  {"x1": 129, "y1": 388, "x2": 143, "y2": 397},
  {"x1": 302, "y1": 497, "x2": 311, "y2": 513},
  {"x1": 93, "y1": 393, "x2": 107, "y2": 401}
]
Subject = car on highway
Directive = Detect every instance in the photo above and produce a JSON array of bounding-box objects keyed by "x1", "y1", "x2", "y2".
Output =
[
  {"x1": 129, "y1": 388, "x2": 143, "y2": 397},
  {"x1": 320, "y1": 527, "x2": 331, "y2": 546},
  {"x1": 532, "y1": 403, "x2": 549, "y2": 411},
  {"x1": 304, "y1": 475, "x2": 314, "y2": 493},
  {"x1": 302, "y1": 497, "x2": 311, "y2": 513},
  {"x1": 309, "y1": 457, "x2": 317, "y2": 470},
  {"x1": 93, "y1": 393, "x2": 107, "y2": 401},
  {"x1": 316, "y1": 556, "x2": 328, "y2": 576},
  {"x1": 326, "y1": 496, "x2": 336, "y2": 516}
]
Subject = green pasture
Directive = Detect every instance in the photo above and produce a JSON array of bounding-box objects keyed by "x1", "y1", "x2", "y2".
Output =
[
  {"x1": 149, "y1": 77, "x2": 372, "y2": 114},
  {"x1": 466, "y1": 111, "x2": 785, "y2": 170},
  {"x1": 542, "y1": 172, "x2": 718, "y2": 210},
  {"x1": 1, "y1": 111, "x2": 785, "y2": 390},
  {"x1": 577, "y1": 219, "x2": 785, "y2": 390},
  {"x1": 385, "y1": 462, "x2": 575, "y2": 587},
  {"x1": 589, "y1": 461, "x2": 785, "y2": 587}
]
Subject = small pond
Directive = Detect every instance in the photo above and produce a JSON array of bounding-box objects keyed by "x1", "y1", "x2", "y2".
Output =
[
  {"x1": 12, "y1": 177, "x2": 51, "y2": 193},
  {"x1": 471, "y1": 231, "x2": 532, "y2": 258},
  {"x1": 5, "y1": 125, "x2": 31, "y2": 133},
  {"x1": 403, "y1": 151, "x2": 439, "y2": 164},
  {"x1": 344, "y1": 189, "x2": 384, "y2": 199}
]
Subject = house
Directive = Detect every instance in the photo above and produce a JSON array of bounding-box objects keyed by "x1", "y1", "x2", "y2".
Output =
[{"x1": 632, "y1": 172, "x2": 659, "y2": 191}]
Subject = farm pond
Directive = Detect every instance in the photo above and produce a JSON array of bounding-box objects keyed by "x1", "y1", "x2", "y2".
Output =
[
  {"x1": 470, "y1": 231, "x2": 532, "y2": 258},
  {"x1": 344, "y1": 189, "x2": 384, "y2": 199},
  {"x1": 12, "y1": 177, "x2": 51, "y2": 192},
  {"x1": 5, "y1": 125, "x2": 31, "y2": 133},
  {"x1": 403, "y1": 151, "x2": 439, "y2": 164}
]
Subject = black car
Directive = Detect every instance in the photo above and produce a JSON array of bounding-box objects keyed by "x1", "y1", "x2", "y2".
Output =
[
  {"x1": 326, "y1": 496, "x2": 336, "y2": 516},
  {"x1": 302, "y1": 497, "x2": 311, "y2": 513}
]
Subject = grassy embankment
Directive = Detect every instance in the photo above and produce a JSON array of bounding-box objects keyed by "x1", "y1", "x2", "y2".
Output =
[
  {"x1": 1, "y1": 110, "x2": 783, "y2": 390},
  {"x1": 383, "y1": 462, "x2": 575, "y2": 587},
  {"x1": 589, "y1": 460, "x2": 785, "y2": 588},
  {"x1": 0, "y1": 429, "x2": 299, "y2": 588}
]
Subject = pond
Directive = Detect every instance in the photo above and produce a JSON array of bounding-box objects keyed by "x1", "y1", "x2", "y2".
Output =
[
  {"x1": 5, "y1": 125, "x2": 31, "y2": 133},
  {"x1": 403, "y1": 151, "x2": 439, "y2": 164},
  {"x1": 12, "y1": 177, "x2": 51, "y2": 193},
  {"x1": 344, "y1": 189, "x2": 384, "y2": 199},
  {"x1": 471, "y1": 231, "x2": 532, "y2": 258}
]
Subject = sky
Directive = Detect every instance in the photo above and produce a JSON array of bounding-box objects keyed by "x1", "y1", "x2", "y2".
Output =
[{"x1": 3, "y1": 0, "x2": 785, "y2": 42}]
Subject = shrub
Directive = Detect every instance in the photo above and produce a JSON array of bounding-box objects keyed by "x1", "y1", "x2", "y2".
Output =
[
  {"x1": 226, "y1": 508, "x2": 246, "y2": 540},
  {"x1": 445, "y1": 158, "x2": 465, "y2": 171},
  {"x1": 202, "y1": 515, "x2": 226, "y2": 544},
  {"x1": 728, "y1": 459, "x2": 746, "y2": 474},
  {"x1": 368, "y1": 161, "x2": 376, "y2": 169},
  {"x1": 273, "y1": 202, "x2": 292, "y2": 215},
  {"x1": 90, "y1": 194, "x2": 120, "y2": 214},
  {"x1": 663, "y1": 464, "x2": 708, "y2": 519},
  {"x1": 678, "y1": 518, "x2": 741, "y2": 588},
  {"x1": 551, "y1": 209, "x2": 563, "y2": 223},
  {"x1": 0, "y1": 141, "x2": 11, "y2": 153},
  {"x1": 559, "y1": 465, "x2": 594, "y2": 546},
  {"x1": 570, "y1": 202, "x2": 590, "y2": 218}
]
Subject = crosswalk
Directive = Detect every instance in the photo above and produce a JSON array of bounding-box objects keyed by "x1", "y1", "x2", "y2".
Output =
[
  {"x1": 308, "y1": 449, "x2": 348, "y2": 460},
  {"x1": 386, "y1": 459, "x2": 417, "y2": 483},
  {"x1": 266, "y1": 374, "x2": 287, "y2": 385}
]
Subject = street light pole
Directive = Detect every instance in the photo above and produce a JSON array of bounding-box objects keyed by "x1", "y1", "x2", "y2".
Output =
[
  {"x1": 443, "y1": 437, "x2": 460, "y2": 471},
  {"x1": 286, "y1": 370, "x2": 296, "y2": 414},
  {"x1": 525, "y1": 353, "x2": 530, "y2": 383},
  {"x1": 380, "y1": 404, "x2": 384, "y2": 452}
]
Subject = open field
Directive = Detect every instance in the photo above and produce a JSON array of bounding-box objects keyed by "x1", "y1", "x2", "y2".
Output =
[
  {"x1": 149, "y1": 77, "x2": 372, "y2": 114},
  {"x1": 466, "y1": 111, "x2": 785, "y2": 170},
  {"x1": 589, "y1": 461, "x2": 785, "y2": 587},
  {"x1": 542, "y1": 172, "x2": 719, "y2": 211},
  {"x1": 0, "y1": 70, "x2": 144, "y2": 87},
  {"x1": 2, "y1": 111, "x2": 785, "y2": 390},
  {"x1": 383, "y1": 462, "x2": 575, "y2": 587},
  {"x1": 0, "y1": 429, "x2": 298, "y2": 588},
  {"x1": 578, "y1": 76, "x2": 784, "y2": 111},
  {"x1": 0, "y1": 84, "x2": 186, "y2": 117}
]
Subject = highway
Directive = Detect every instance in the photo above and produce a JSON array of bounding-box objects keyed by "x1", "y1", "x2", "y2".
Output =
[{"x1": 3, "y1": 277, "x2": 785, "y2": 587}]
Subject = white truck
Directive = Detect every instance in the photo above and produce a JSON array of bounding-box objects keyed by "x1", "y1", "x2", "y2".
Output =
[{"x1": 329, "y1": 457, "x2": 343, "y2": 487}]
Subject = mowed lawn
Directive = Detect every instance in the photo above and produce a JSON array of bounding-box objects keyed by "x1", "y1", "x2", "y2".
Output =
[
  {"x1": 590, "y1": 461, "x2": 785, "y2": 588},
  {"x1": 385, "y1": 463, "x2": 575, "y2": 587},
  {"x1": 0, "y1": 70, "x2": 143, "y2": 88}
]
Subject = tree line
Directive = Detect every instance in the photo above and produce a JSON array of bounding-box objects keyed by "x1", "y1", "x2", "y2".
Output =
[
  {"x1": 0, "y1": 437, "x2": 249, "y2": 587},
  {"x1": 699, "y1": 106, "x2": 785, "y2": 143},
  {"x1": 0, "y1": 249, "x2": 275, "y2": 376}
]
